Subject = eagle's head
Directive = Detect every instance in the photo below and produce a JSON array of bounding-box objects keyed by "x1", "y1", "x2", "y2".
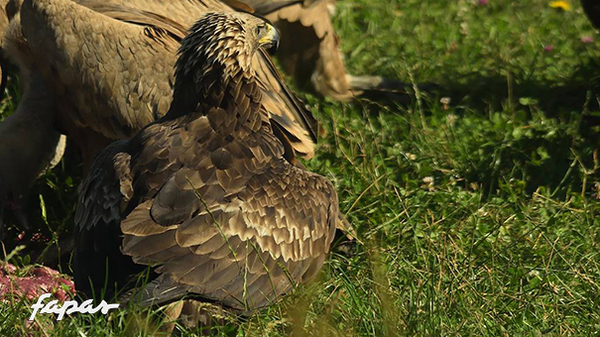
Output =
[{"x1": 175, "y1": 12, "x2": 280, "y2": 87}]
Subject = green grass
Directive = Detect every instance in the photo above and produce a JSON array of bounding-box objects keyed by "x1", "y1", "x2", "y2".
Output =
[{"x1": 2, "y1": 0, "x2": 600, "y2": 335}]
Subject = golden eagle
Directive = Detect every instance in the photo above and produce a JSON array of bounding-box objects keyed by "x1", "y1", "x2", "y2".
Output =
[{"x1": 74, "y1": 12, "x2": 339, "y2": 315}]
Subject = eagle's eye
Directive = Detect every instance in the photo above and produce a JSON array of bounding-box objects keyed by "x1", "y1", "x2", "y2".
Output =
[{"x1": 255, "y1": 24, "x2": 266, "y2": 37}]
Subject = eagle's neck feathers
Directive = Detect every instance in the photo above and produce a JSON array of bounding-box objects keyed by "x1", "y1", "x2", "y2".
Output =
[{"x1": 164, "y1": 16, "x2": 261, "y2": 121}]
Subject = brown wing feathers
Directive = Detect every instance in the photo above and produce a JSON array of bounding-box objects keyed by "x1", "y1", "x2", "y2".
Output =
[{"x1": 75, "y1": 12, "x2": 338, "y2": 314}]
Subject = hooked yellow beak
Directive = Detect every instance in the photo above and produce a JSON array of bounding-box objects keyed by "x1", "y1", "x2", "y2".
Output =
[{"x1": 258, "y1": 24, "x2": 280, "y2": 55}]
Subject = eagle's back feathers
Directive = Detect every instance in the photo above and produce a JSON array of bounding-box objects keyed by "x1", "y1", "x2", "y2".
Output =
[{"x1": 74, "y1": 12, "x2": 338, "y2": 314}]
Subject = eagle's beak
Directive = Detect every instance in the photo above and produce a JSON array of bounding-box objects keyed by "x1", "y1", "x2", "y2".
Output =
[{"x1": 258, "y1": 24, "x2": 280, "y2": 55}]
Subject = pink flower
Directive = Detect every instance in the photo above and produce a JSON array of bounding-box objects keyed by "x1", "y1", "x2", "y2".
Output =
[
  {"x1": 581, "y1": 36, "x2": 594, "y2": 44},
  {"x1": 544, "y1": 45, "x2": 554, "y2": 52},
  {"x1": 478, "y1": 0, "x2": 489, "y2": 5}
]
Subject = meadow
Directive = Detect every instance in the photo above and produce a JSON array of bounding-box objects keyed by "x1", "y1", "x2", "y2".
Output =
[{"x1": 1, "y1": 0, "x2": 599, "y2": 335}]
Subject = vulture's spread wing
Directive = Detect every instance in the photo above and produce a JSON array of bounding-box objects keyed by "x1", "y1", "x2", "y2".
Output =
[{"x1": 243, "y1": 0, "x2": 353, "y2": 99}]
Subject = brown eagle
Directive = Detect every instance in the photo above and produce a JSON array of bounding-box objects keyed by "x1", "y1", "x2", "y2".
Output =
[{"x1": 74, "y1": 12, "x2": 339, "y2": 314}]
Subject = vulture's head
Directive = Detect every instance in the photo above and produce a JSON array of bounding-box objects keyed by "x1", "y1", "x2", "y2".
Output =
[{"x1": 175, "y1": 12, "x2": 280, "y2": 87}]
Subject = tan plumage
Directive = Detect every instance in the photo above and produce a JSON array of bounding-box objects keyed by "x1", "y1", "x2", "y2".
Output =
[
  {"x1": 242, "y1": 0, "x2": 405, "y2": 100},
  {"x1": 5, "y1": 0, "x2": 317, "y2": 170},
  {"x1": 244, "y1": 0, "x2": 353, "y2": 99},
  {"x1": 74, "y1": 12, "x2": 338, "y2": 314}
]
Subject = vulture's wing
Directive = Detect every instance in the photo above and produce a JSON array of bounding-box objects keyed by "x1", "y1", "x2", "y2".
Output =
[
  {"x1": 74, "y1": 0, "x2": 230, "y2": 27},
  {"x1": 235, "y1": 0, "x2": 303, "y2": 13},
  {"x1": 20, "y1": 0, "x2": 177, "y2": 139},
  {"x1": 73, "y1": 1, "x2": 190, "y2": 38},
  {"x1": 242, "y1": 0, "x2": 353, "y2": 100},
  {"x1": 0, "y1": 0, "x2": 9, "y2": 60}
]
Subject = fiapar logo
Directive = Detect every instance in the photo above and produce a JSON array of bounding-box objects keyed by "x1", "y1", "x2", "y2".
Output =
[{"x1": 29, "y1": 293, "x2": 120, "y2": 321}]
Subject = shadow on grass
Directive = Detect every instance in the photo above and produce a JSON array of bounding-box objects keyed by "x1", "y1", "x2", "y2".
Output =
[
  {"x1": 353, "y1": 56, "x2": 600, "y2": 201},
  {"x1": 440, "y1": 59, "x2": 600, "y2": 118}
]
